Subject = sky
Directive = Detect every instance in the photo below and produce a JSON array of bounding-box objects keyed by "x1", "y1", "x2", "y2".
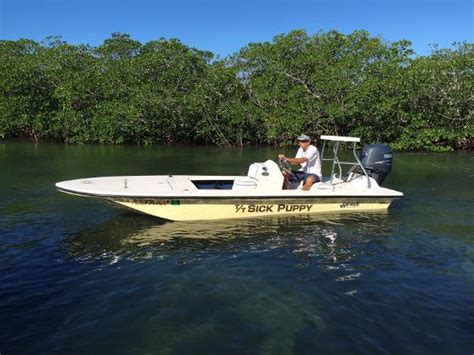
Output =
[{"x1": 0, "y1": 0, "x2": 472, "y2": 57}]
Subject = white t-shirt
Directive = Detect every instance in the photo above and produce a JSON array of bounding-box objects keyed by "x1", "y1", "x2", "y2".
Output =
[{"x1": 295, "y1": 144, "x2": 322, "y2": 179}]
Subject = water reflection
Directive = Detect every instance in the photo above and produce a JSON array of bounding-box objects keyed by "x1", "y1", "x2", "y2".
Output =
[
  {"x1": 61, "y1": 211, "x2": 401, "y2": 353},
  {"x1": 65, "y1": 211, "x2": 396, "y2": 264}
]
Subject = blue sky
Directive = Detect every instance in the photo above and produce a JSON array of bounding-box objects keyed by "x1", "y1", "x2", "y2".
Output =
[{"x1": 1, "y1": 0, "x2": 472, "y2": 56}]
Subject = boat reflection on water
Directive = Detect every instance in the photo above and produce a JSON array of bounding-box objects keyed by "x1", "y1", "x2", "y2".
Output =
[{"x1": 65, "y1": 211, "x2": 396, "y2": 264}]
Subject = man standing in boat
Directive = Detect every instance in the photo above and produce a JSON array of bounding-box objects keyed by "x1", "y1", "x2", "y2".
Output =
[{"x1": 278, "y1": 134, "x2": 322, "y2": 191}]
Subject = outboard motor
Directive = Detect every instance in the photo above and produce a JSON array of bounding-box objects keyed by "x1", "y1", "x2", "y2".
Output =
[{"x1": 360, "y1": 144, "x2": 393, "y2": 186}]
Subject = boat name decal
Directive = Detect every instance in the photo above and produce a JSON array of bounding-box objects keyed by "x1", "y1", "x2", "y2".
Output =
[
  {"x1": 339, "y1": 202, "x2": 359, "y2": 208},
  {"x1": 234, "y1": 204, "x2": 313, "y2": 213},
  {"x1": 121, "y1": 199, "x2": 180, "y2": 206}
]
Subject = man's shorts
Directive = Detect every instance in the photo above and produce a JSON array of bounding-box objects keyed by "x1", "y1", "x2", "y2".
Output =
[{"x1": 288, "y1": 170, "x2": 321, "y2": 185}]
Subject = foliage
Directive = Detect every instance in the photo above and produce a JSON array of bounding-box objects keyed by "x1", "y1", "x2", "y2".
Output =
[{"x1": 0, "y1": 31, "x2": 472, "y2": 150}]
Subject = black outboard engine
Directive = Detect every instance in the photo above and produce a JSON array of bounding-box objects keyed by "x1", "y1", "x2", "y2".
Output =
[{"x1": 360, "y1": 144, "x2": 393, "y2": 186}]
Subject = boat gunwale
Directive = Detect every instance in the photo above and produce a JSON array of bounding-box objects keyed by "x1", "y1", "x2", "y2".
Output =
[{"x1": 56, "y1": 186, "x2": 401, "y2": 201}]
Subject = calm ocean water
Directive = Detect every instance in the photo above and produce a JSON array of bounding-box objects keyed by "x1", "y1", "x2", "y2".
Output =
[{"x1": 1, "y1": 142, "x2": 473, "y2": 354}]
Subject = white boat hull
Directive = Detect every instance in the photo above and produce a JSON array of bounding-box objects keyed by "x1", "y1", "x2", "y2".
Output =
[{"x1": 56, "y1": 160, "x2": 403, "y2": 221}]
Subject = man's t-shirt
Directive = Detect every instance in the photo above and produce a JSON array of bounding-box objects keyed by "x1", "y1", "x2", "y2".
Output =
[{"x1": 295, "y1": 144, "x2": 322, "y2": 179}]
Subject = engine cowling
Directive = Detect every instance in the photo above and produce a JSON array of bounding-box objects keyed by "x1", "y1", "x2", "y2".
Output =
[{"x1": 360, "y1": 144, "x2": 393, "y2": 186}]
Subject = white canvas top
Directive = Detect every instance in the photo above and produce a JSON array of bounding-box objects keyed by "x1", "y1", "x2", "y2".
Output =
[{"x1": 320, "y1": 135, "x2": 360, "y2": 143}]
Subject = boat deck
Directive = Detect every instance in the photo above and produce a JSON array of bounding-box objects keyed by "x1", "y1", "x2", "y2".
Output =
[{"x1": 56, "y1": 174, "x2": 403, "y2": 198}]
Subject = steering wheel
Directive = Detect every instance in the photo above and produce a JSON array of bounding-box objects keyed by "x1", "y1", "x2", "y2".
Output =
[{"x1": 278, "y1": 159, "x2": 292, "y2": 174}]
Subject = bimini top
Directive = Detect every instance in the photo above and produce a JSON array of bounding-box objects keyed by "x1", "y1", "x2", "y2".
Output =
[{"x1": 320, "y1": 135, "x2": 360, "y2": 143}]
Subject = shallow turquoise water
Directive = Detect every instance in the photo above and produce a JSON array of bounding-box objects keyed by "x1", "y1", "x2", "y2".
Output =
[{"x1": 1, "y1": 142, "x2": 473, "y2": 354}]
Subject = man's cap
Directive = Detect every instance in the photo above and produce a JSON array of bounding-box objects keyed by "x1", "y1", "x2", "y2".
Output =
[{"x1": 296, "y1": 134, "x2": 311, "y2": 141}]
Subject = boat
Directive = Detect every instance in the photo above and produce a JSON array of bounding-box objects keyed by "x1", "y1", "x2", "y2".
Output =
[{"x1": 55, "y1": 135, "x2": 403, "y2": 221}]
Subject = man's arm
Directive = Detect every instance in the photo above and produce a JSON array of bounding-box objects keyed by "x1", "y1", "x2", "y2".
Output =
[{"x1": 278, "y1": 154, "x2": 308, "y2": 165}]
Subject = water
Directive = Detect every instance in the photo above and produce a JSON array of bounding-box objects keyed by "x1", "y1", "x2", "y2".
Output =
[{"x1": 1, "y1": 141, "x2": 473, "y2": 354}]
